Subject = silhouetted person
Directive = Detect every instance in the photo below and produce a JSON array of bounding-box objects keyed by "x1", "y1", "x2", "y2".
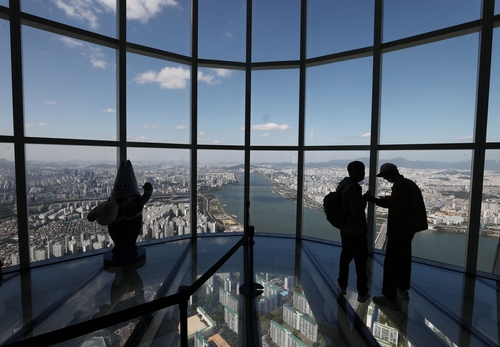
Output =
[
  {"x1": 337, "y1": 161, "x2": 370, "y2": 303},
  {"x1": 363, "y1": 163, "x2": 427, "y2": 310}
]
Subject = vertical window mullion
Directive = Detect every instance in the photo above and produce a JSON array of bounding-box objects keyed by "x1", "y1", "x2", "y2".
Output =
[
  {"x1": 466, "y1": 0, "x2": 495, "y2": 275},
  {"x1": 296, "y1": 0, "x2": 307, "y2": 239},
  {"x1": 368, "y1": 0, "x2": 383, "y2": 253},
  {"x1": 10, "y1": 0, "x2": 29, "y2": 269},
  {"x1": 117, "y1": 0, "x2": 126, "y2": 163},
  {"x1": 191, "y1": 0, "x2": 199, "y2": 239}
]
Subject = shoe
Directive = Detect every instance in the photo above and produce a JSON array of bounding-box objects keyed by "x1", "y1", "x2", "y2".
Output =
[
  {"x1": 373, "y1": 295, "x2": 399, "y2": 310},
  {"x1": 397, "y1": 288, "x2": 409, "y2": 301},
  {"x1": 357, "y1": 292, "x2": 370, "y2": 303},
  {"x1": 338, "y1": 287, "x2": 347, "y2": 296}
]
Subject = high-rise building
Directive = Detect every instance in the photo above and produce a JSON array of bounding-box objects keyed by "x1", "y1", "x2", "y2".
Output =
[
  {"x1": 270, "y1": 320, "x2": 307, "y2": 347},
  {"x1": 224, "y1": 306, "x2": 239, "y2": 334},
  {"x1": 53, "y1": 244, "x2": 65, "y2": 257}
]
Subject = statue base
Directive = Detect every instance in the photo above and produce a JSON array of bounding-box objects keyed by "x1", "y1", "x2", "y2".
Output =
[{"x1": 103, "y1": 246, "x2": 146, "y2": 268}]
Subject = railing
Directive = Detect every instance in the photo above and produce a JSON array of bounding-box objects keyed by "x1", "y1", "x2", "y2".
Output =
[{"x1": 6, "y1": 217, "x2": 260, "y2": 347}]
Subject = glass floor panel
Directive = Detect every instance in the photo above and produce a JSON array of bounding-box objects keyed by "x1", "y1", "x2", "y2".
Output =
[
  {"x1": 0, "y1": 235, "x2": 498, "y2": 346},
  {"x1": 303, "y1": 240, "x2": 500, "y2": 347}
]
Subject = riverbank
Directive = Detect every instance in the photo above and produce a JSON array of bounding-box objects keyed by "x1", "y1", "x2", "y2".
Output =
[{"x1": 262, "y1": 174, "x2": 323, "y2": 211}]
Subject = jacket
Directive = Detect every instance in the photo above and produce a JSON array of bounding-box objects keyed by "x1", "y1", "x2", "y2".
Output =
[
  {"x1": 337, "y1": 177, "x2": 369, "y2": 235},
  {"x1": 376, "y1": 176, "x2": 428, "y2": 235}
]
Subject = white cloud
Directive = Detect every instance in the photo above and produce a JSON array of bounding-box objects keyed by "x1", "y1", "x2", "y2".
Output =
[
  {"x1": 126, "y1": 0, "x2": 179, "y2": 24},
  {"x1": 213, "y1": 140, "x2": 221, "y2": 144},
  {"x1": 52, "y1": 0, "x2": 102, "y2": 30},
  {"x1": 90, "y1": 59, "x2": 107, "y2": 68},
  {"x1": 214, "y1": 69, "x2": 233, "y2": 78},
  {"x1": 251, "y1": 123, "x2": 290, "y2": 131},
  {"x1": 52, "y1": 0, "x2": 179, "y2": 29},
  {"x1": 198, "y1": 71, "x2": 218, "y2": 85},
  {"x1": 175, "y1": 125, "x2": 186, "y2": 130},
  {"x1": 45, "y1": 101, "x2": 57, "y2": 105},
  {"x1": 199, "y1": 132, "x2": 206, "y2": 136},
  {"x1": 83, "y1": 45, "x2": 107, "y2": 68},
  {"x1": 457, "y1": 134, "x2": 473, "y2": 140},
  {"x1": 223, "y1": 31, "x2": 234, "y2": 38},
  {"x1": 57, "y1": 36, "x2": 84, "y2": 48},
  {"x1": 26, "y1": 122, "x2": 51, "y2": 128},
  {"x1": 57, "y1": 34, "x2": 108, "y2": 68},
  {"x1": 259, "y1": 133, "x2": 270, "y2": 137},
  {"x1": 131, "y1": 136, "x2": 156, "y2": 142},
  {"x1": 135, "y1": 66, "x2": 190, "y2": 89},
  {"x1": 142, "y1": 124, "x2": 160, "y2": 129},
  {"x1": 102, "y1": 108, "x2": 115, "y2": 113},
  {"x1": 198, "y1": 68, "x2": 233, "y2": 84},
  {"x1": 135, "y1": 66, "x2": 233, "y2": 89},
  {"x1": 361, "y1": 132, "x2": 370, "y2": 138}
]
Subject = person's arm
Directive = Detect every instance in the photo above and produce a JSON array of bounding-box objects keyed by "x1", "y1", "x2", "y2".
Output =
[{"x1": 363, "y1": 191, "x2": 390, "y2": 208}]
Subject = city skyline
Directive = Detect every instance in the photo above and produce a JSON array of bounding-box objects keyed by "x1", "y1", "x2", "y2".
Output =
[
  {"x1": 2, "y1": 153, "x2": 500, "y2": 170},
  {"x1": 1, "y1": 157, "x2": 499, "y2": 271}
]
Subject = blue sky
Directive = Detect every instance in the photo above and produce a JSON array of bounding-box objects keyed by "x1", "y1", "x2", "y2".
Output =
[{"x1": 0, "y1": 0, "x2": 499, "y2": 164}]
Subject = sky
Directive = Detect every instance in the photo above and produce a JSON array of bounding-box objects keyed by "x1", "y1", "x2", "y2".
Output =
[{"x1": 0, "y1": 0, "x2": 499, "y2": 164}]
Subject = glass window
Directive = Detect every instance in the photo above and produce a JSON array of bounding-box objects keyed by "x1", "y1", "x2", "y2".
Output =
[
  {"x1": 252, "y1": 0, "x2": 300, "y2": 62},
  {"x1": 198, "y1": 0, "x2": 246, "y2": 62},
  {"x1": 250, "y1": 151, "x2": 297, "y2": 235},
  {"x1": 198, "y1": 67, "x2": 245, "y2": 145},
  {"x1": 127, "y1": 53, "x2": 190, "y2": 144},
  {"x1": 251, "y1": 69, "x2": 299, "y2": 146},
  {"x1": 0, "y1": 144, "x2": 16, "y2": 269},
  {"x1": 478, "y1": 150, "x2": 500, "y2": 273},
  {"x1": 25, "y1": 145, "x2": 116, "y2": 264},
  {"x1": 380, "y1": 34, "x2": 478, "y2": 144},
  {"x1": 376, "y1": 150, "x2": 472, "y2": 269},
  {"x1": 302, "y1": 151, "x2": 370, "y2": 242},
  {"x1": 487, "y1": 27, "x2": 500, "y2": 142},
  {"x1": 198, "y1": 150, "x2": 244, "y2": 234},
  {"x1": 305, "y1": 57, "x2": 372, "y2": 145},
  {"x1": 22, "y1": 27, "x2": 116, "y2": 140},
  {"x1": 0, "y1": 1, "x2": 8, "y2": 7},
  {"x1": 307, "y1": 0, "x2": 374, "y2": 58},
  {"x1": 383, "y1": 0, "x2": 481, "y2": 43},
  {"x1": 0, "y1": 19, "x2": 12, "y2": 136},
  {"x1": 21, "y1": 0, "x2": 116, "y2": 38},
  {"x1": 127, "y1": 0, "x2": 191, "y2": 57},
  {"x1": 128, "y1": 148, "x2": 191, "y2": 238}
]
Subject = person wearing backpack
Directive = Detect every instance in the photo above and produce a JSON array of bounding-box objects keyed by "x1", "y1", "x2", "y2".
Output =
[{"x1": 336, "y1": 161, "x2": 370, "y2": 303}]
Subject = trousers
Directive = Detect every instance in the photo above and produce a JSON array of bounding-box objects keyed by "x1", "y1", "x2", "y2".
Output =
[
  {"x1": 382, "y1": 233, "x2": 415, "y2": 299},
  {"x1": 338, "y1": 232, "x2": 369, "y2": 295}
]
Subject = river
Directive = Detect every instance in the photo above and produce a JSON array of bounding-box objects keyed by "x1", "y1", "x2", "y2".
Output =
[{"x1": 216, "y1": 172, "x2": 498, "y2": 273}]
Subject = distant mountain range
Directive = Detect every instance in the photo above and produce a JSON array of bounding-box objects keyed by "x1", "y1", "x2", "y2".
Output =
[
  {"x1": 281, "y1": 157, "x2": 500, "y2": 171},
  {"x1": 1, "y1": 157, "x2": 500, "y2": 171},
  {"x1": 0, "y1": 159, "x2": 14, "y2": 169}
]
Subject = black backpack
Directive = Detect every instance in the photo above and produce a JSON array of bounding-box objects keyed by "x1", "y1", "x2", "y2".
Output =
[{"x1": 323, "y1": 184, "x2": 351, "y2": 228}]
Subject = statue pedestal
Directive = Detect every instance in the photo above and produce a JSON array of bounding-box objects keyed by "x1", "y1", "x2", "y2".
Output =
[{"x1": 103, "y1": 246, "x2": 146, "y2": 268}]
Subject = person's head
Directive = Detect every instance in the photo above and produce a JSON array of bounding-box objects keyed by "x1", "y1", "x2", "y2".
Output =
[
  {"x1": 376, "y1": 163, "x2": 400, "y2": 183},
  {"x1": 347, "y1": 161, "x2": 365, "y2": 182}
]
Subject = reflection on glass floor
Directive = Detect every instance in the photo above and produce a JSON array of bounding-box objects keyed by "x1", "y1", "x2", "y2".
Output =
[
  {"x1": 304, "y1": 240, "x2": 500, "y2": 347},
  {"x1": 0, "y1": 235, "x2": 498, "y2": 346}
]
